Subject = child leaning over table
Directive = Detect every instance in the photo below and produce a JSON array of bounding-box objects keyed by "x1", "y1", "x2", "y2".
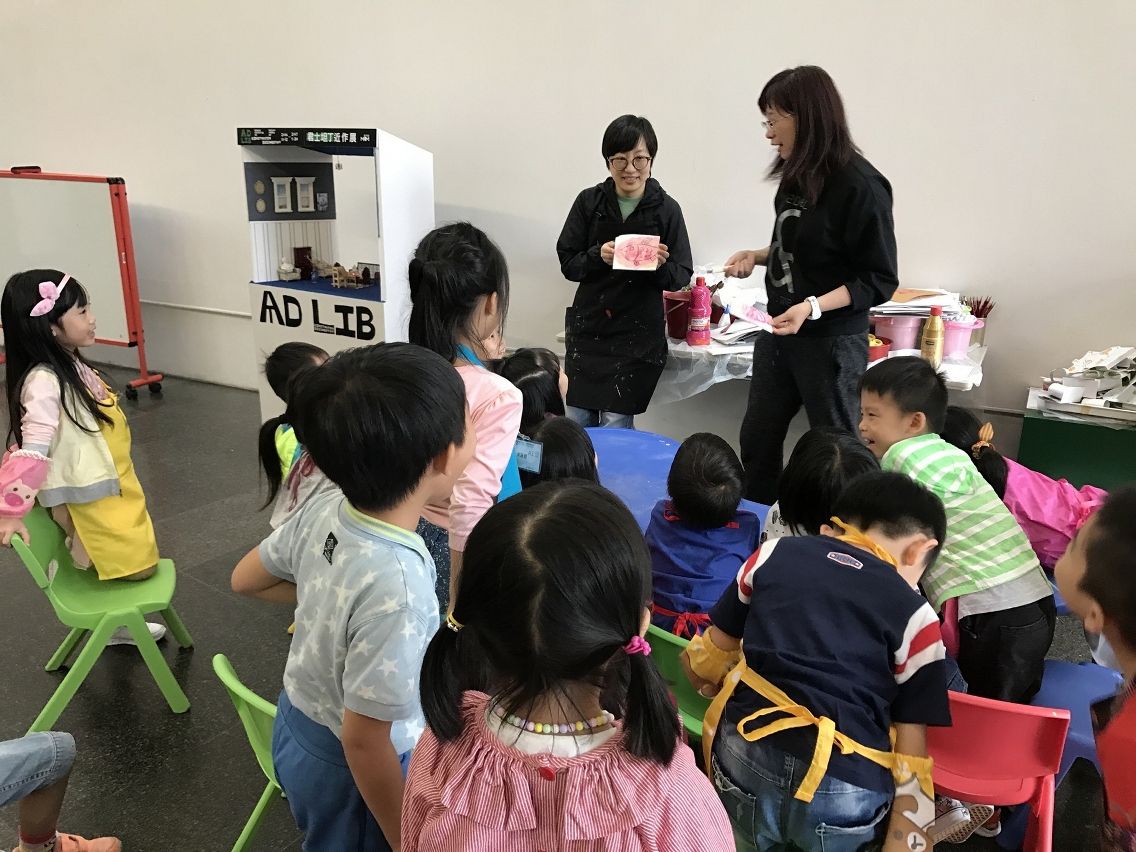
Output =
[
  {"x1": 231, "y1": 343, "x2": 475, "y2": 852},
  {"x1": 682, "y1": 472, "x2": 951, "y2": 852},
  {"x1": 1054, "y1": 485, "x2": 1136, "y2": 852}
]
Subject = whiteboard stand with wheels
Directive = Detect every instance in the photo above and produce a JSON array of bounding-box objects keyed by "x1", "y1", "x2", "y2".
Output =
[{"x1": 0, "y1": 167, "x2": 163, "y2": 398}]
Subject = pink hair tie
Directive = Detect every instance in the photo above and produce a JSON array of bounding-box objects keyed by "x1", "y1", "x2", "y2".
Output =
[
  {"x1": 624, "y1": 635, "x2": 651, "y2": 657},
  {"x1": 30, "y1": 274, "x2": 71, "y2": 317}
]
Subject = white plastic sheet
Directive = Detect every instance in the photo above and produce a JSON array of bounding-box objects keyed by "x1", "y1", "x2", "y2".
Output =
[{"x1": 653, "y1": 340, "x2": 753, "y2": 404}]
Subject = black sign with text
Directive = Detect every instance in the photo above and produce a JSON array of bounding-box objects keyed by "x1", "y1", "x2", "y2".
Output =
[{"x1": 238, "y1": 128, "x2": 377, "y2": 148}]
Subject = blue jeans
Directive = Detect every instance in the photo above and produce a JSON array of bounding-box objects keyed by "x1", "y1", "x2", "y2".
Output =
[
  {"x1": 712, "y1": 723, "x2": 891, "y2": 852},
  {"x1": 0, "y1": 733, "x2": 75, "y2": 808},
  {"x1": 272, "y1": 691, "x2": 411, "y2": 852},
  {"x1": 567, "y1": 406, "x2": 634, "y2": 429}
]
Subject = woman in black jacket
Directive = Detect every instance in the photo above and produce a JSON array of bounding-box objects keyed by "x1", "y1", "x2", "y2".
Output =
[
  {"x1": 557, "y1": 115, "x2": 693, "y2": 428},
  {"x1": 725, "y1": 66, "x2": 899, "y2": 503}
]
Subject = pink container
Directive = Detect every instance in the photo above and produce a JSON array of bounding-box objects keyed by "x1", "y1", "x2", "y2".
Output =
[
  {"x1": 943, "y1": 319, "x2": 984, "y2": 358},
  {"x1": 872, "y1": 316, "x2": 922, "y2": 351}
]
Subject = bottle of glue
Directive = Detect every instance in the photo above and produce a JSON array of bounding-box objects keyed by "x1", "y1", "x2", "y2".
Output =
[
  {"x1": 920, "y1": 305, "x2": 944, "y2": 369},
  {"x1": 686, "y1": 277, "x2": 712, "y2": 346}
]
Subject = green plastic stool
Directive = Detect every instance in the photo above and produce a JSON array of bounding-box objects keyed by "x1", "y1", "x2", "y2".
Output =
[
  {"x1": 213, "y1": 654, "x2": 283, "y2": 852},
  {"x1": 646, "y1": 624, "x2": 712, "y2": 741},
  {"x1": 11, "y1": 504, "x2": 193, "y2": 733}
]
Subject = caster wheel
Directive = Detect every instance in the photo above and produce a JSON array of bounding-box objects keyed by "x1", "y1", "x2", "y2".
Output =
[
  {"x1": 149, "y1": 382, "x2": 162, "y2": 394},
  {"x1": 124, "y1": 385, "x2": 138, "y2": 401}
]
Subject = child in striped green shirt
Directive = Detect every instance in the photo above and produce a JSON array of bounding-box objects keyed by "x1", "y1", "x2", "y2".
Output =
[{"x1": 858, "y1": 357, "x2": 1055, "y2": 706}]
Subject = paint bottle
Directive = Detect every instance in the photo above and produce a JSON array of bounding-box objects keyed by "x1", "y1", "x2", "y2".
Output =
[
  {"x1": 686, "y1": 277, "x2": 712, "y2": 346},
  {"x1": 920, "y1": 305, "x2": 944, "y2": 369}
]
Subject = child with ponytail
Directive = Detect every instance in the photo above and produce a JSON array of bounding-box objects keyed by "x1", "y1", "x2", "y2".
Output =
[
  {"x1": 409, "y1": 222, "x2": 523, "y2": 612},
  {"x1": 405, "y1": 480, "x2": 733, "y2": 851},
  {"x1": 0, "y1": 271, "x2": 162, "y2": 594}
]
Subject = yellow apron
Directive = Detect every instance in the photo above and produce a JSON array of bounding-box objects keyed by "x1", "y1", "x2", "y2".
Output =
[
  {"x1": 699, "y1": 521, "x2": 935, "y2": 804},
  {"x1": 66, "y1": 392, "x2": 159, "y2": 580}
]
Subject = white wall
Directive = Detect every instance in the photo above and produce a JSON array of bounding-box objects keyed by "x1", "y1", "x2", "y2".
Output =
[{"x1": 3, "y1": 1, "x2": 1134, "y2": 406}]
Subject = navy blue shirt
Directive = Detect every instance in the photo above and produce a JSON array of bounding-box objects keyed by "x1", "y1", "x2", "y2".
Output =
[{"x1": 709, "y1": 535, "x2": 951, "y2": 792}]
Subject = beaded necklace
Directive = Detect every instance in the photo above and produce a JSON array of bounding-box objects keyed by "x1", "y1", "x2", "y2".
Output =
[{"x1": 491, "y1": 703, "x2": 615, "y2": 736}]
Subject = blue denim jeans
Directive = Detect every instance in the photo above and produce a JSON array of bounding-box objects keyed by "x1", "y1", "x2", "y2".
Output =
[
  {"x1": 567, "y1": 406, "x2": 634, "y2": 429},
  {"x1": 712, "y1": 723, "x2": 892, "y2": 852},
  {"x1": 0, "y1": 733, "x2": 76, "y2": 808}
]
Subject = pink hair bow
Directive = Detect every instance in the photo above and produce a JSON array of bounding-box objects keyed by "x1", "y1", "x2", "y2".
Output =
[
  {"x1": 624, "y1": 635, "x2": 651, "y2": 657},
  {"x1": 30, "y1": 274, "x2": 71, "y2": 317}
]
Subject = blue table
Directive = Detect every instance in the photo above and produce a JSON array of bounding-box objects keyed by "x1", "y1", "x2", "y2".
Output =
[{"x1": 587, "y1": 428, "x2": 768, "y2": 532}]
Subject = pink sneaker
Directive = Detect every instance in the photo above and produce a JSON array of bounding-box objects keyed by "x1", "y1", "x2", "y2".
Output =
[{"x1": 52, "y1": 833, "x2": 122, "y2": 852}]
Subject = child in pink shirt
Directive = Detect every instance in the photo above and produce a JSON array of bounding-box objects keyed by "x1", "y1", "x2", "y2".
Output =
[
  {"x1": 408, "y1": 223, "x2": 523, "y2": 612},
  {"x1": 403, "y1": 481, "x2": 734, "y2": 851}
]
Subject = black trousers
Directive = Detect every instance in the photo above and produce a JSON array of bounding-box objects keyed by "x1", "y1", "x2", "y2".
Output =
[
  {"x1": 958, "y1": 595, "x2": 1058, "y2": 704},
  {"x1": 739, "y1": 331, "x2": 869, "y2": 504}
]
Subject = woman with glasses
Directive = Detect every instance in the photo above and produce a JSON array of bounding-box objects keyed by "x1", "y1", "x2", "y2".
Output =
[
  {"x1": 725, "y1": 66, "x2": 899, "y2": 504},
  {"x1": 556, "y1": 115, "x2": 692, "y2": 429}
]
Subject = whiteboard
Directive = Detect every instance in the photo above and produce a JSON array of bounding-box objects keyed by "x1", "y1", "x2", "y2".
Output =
[{"x1": 0, "y1": 177, "x2": 131, "y2": 344}]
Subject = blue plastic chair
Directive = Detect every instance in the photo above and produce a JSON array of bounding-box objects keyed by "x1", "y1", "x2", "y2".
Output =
[{"x1": 588, "y1": 428, "x2": 769, "y2": 531}]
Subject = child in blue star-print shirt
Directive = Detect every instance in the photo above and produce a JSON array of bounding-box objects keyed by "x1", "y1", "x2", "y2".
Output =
[{"x1": 232, "y1": 343, "x2": 475, "y2": 852}]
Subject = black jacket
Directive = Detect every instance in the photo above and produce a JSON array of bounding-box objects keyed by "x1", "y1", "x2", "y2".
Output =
[
  {"x1": 556, "y1": 177, "x2": 693, "y2": 414},
  {"x1": 765, "y1": 154, "x2": 898, "y2": 337}
]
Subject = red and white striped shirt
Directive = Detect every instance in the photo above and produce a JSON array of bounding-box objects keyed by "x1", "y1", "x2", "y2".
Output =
[{"x1": 402, "y1": 692, "x2": 735, "y2": 851}]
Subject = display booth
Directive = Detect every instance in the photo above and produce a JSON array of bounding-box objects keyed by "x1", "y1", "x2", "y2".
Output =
[{"x1": 240, "y1": 127, "x2": 434, "y2": 420}]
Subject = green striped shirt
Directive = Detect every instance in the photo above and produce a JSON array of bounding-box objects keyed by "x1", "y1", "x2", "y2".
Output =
[{"x1": 882, "y1": 433, "x2": 1043, "y2": 611}]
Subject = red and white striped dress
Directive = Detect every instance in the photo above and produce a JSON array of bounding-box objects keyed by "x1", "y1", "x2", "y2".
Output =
[{"x1": 401, "y1": 692, "x2": 735, "y2": 851}]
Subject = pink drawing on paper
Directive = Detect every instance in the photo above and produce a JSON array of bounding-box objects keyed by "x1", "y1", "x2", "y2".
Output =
[{"x1": 613, "y1": 234, "x2": 661, "y2": 271}]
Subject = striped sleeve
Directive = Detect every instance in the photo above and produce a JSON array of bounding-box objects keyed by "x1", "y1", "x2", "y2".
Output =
[{"x1": 890, "y1": 601, "x2": 952, "y2": 727}]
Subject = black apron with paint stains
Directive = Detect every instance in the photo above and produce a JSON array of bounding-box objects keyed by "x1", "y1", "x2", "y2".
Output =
[{"x1": 556, "y1": 177, "x2": 693, "y2": 415}]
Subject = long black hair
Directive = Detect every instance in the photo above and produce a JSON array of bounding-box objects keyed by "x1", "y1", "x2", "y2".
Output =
[
  {"x1": 518, "y1": 416, "x2": 598, "y2": 489},
  {"x1": 257, "y1": 342, "x2": 328, "y2": 507},
  {"x1": 941, "y1": 406, "x2": 1009, "y2": 499},
  {"x1": 758, "y1": 66, "x2": 859, "y2": 205},
  {"x1": 778, "y1": 428, "x2": 880, "y2": 535},
  {"x1": 491, "y1": 347, "x2": 564, "y2": 433},
  {"x1": 2, "y1": 269, "x2": 112, "y2": 446},
  {"x1": 408, "y1": 222, "x2": 510, "y2": 364},
  {"x1": 420, "y1": 481, "x2": 681, "y2": 764}
]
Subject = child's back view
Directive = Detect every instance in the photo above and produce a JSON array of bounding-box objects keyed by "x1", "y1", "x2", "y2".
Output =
[
  {"x1": 405, "y1": 480, "x2": 733, "y2": 851},
  {"x1": 646, "y1": 433, "x2": 761, "y2": 637},
  {"x1": 232, "y1": 342, "x2": 475, "y2": 851},
  {"x1": 684, "y1": 472, "x2": 952, "y2": 852}
]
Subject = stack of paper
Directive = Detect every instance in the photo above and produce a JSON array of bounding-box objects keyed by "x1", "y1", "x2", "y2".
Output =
[
  {"x1": 870, "y1": 288, "x2": 964, "y2": 318},
  {"x1": 711, "y1": 318, "x2": 770, "y2": 346}
]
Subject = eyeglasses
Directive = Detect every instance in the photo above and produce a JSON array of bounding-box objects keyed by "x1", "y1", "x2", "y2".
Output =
[
  {"x1": 761, "y1": 115, "x2": 792, "y2": 131},
  {"x1": 608, "y1": 155, "x2": 652, "y2": 171}
]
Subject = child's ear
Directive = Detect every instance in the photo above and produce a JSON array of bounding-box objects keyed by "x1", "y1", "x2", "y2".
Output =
[
  {"x1": 901, "y1": 536, "x2": 938, "y2": 574},
  {"x1": 909, "y1": 411, "x2": 928, "y2": 434},
  {"x1": 432, "y1": 443, "x2": 460, "y2": 478},
  {"x1": 819, "y1": 523, "x2": 839, "y2": 538},
  {"x1": 1085, "y1": 600, "x2": 1108, "y2": 637}
]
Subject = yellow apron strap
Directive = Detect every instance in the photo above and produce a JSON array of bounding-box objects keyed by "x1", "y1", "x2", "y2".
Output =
[{"x1": 701, "y1": 656, "x2": 935, "y2": 803}]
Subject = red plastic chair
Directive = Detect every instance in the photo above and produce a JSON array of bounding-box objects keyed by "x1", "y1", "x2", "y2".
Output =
[{"x1": 927, "y1": 691, "x2": 1070, "y2": 852}]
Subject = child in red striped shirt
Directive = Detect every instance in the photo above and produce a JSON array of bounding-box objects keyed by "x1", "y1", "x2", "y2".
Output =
[{"x1": 404, "y1": 481, "x2": 734, "y2": 851}]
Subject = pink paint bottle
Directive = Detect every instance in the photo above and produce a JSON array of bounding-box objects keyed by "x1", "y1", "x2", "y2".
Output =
[{"x1": 686, "y1": 277, "x2": 711, "y2": 346}]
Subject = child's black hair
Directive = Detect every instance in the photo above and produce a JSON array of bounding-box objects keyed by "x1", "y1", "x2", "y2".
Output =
[
  {"x1": 408, "y1": 222, "x2": 510, "y2": 364},
  {"x1": 667, "y1": 432, "x2": 744, "y2": 529},
  {"x1": 420, "y1": 481, "x2": 681, "y2": 764},
  {"x1": 778, "y1": 428, "x2": 880, "y2": 535},
  {"x1": 291, "y1": 342, "x2": 467, "y2": 512},
  {"x1": 602, "y1": 115, "x2": 659, "y2": 161},
  {"x1": 1081, "y1": 486, "x2": 1136, "y2": 650},
  {"x1": 257, "y1": 342, "x2": 329, "y2": 508},
  {"x1": 2, "y1": 270, "x2": 112, "y2": 446},
  {"x1": 491, "y1": 347, "x2": 564, "y2": 433},
  {"x1": 518, "y1": 416, "x2": 598, "y2": 489},
  {"x1": 940, "y1": 406, "x2": 1009, "y2": 499},
  {"x1": 858, "y1": 355, "x2": 949, "y2": 434},
  {"x1": 832, "y1": 471, "x2": 947, "y2": 568}
]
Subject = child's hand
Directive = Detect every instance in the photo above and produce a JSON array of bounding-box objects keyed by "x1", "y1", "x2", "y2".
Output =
[
  {"x1": 0, "y1": 517, "x2": 30, "y2": 546},
  {"x1": 680, "y1": 648, "x2": 721, "y2": 698}
]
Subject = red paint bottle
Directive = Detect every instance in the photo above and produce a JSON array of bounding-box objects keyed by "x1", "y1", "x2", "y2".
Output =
[{"x1": 686, "y1": 277, "x2": 711, "y2": 346}]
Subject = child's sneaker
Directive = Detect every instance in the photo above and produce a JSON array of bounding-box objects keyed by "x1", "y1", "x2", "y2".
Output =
[
  {"x1": 973, "y1": 809, "x2": 1002, "y2": 837},
  {"x1": 107, "y1": 622, "x2": 167, "y2": 646},
  {"x1": 33, "y1": 833, "x2": 121, "y2": 852},
  {"x1": 932, "y1": 797, "x2": 996, "y2": 844}
]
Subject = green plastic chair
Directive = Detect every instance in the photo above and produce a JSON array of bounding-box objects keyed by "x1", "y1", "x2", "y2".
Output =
[
  {"x1": 11, "y1": 504, "x2": 193, "y2": 733},
  {"x1": 213, "y1": 654, "x2": 283, "y2": 852},
  {"x1": 647, "y1": 624, "x2": 712, "y2": 740}
]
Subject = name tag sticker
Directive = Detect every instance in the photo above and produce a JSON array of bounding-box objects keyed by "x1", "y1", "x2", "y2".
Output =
[{"x1": 515, "y1": 437, "x2": 543, "y2": 474}]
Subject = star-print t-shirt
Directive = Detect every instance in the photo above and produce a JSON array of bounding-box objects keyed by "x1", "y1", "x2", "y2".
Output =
[{"x1": 260, "y1": 490, "x2": 439, "y2": 754}]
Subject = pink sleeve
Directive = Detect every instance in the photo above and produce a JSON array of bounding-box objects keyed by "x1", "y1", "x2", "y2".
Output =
[
  {"x1": 652, "y1": 749, "x2": 736, "y2": 851},
  {"x1": 19, "y1": 370, "x2": 63, "y2": 452},
  {"x1": 0, "y1": 451, "x2": 49, "y2": 518},
  {"x1": 1005, "y1": 458, "x2": 1109, "y2": 569},
  {"x1": 400, "y1": 734, "x2": 439, "y2": 852},
  {"x1": 448, "y1": 379, "x2": 523, "y2": 552}
]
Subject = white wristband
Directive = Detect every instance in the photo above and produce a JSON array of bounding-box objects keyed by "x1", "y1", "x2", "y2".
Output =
[{"x1": 806, "y1": 296, "x2": 821, "y2": 320}]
